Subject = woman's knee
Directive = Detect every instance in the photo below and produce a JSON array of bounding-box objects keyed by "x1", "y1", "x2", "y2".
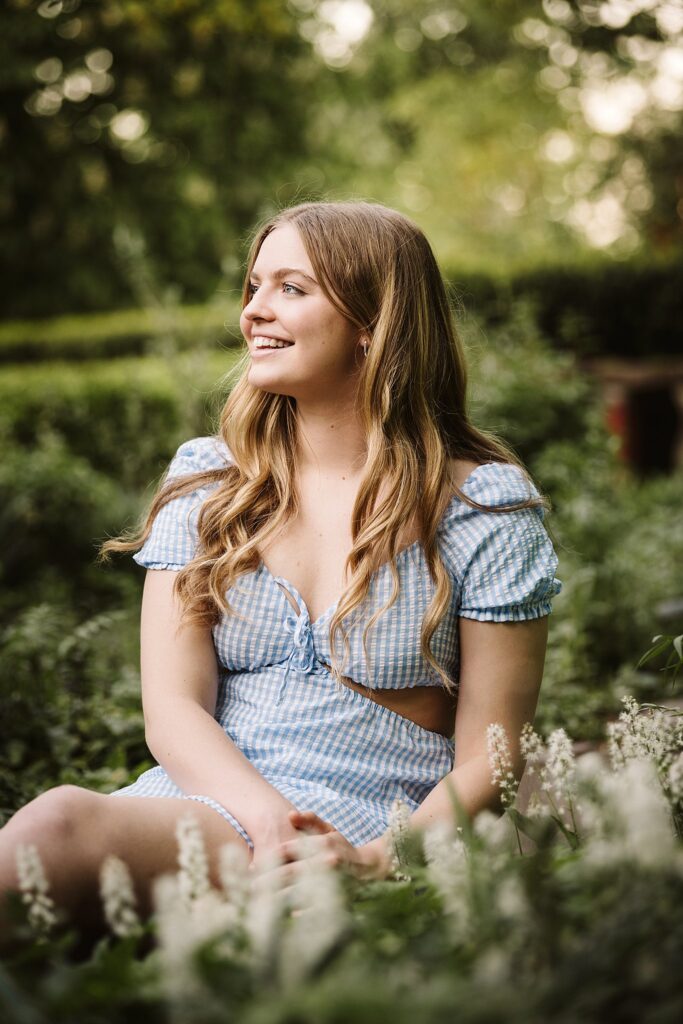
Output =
[{"x1": 8, "y1": 784, "x2": 104, "y2": 850}]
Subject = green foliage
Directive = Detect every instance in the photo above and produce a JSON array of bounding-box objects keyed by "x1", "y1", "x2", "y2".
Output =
[
  {"x1": 463, "y1": 298, "x2": 599, "y2": 461},
  {"x1": 0, "y1": 600, "x2": 149, "y2": 826},
  {"x1": 638, "y1": 633, "x2": 683, "y2": 690},
  {"x1": 0, "y1": 350, "x2": 238, "y2": 488},
  {"x1": 360, "y1": 0, "x2": 683, "y2": 266},
  {"x1": 2, "y1": 724, "x2": 683, "y2": 1023},
  {"x1": 452, "y1": 261, "x2": 683, "y2": 359},
  {"x1": 0, "y1": 301, "x2": 241, "y2": 363},
  {"x1": 0, "y1": 434, "x2": 139, "y2": 616},
  {"x1": 1, "y1": 0, "x2": 319, "y2": 317},
  {"x1": 459, "y1": 302, "x2": 683, "y2": 738},
  {"x1": 0, "y1": 347, "x2": 239, "y2": 815},
  {"x1": 5, "y1": 0, "x2": 683, "y2": 322},
  {"x1": 533, "y1": 433, "x2": 683, "y2": 737}
]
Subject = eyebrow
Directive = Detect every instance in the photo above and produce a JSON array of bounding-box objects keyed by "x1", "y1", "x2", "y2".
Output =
[{"x1": 249, "y1": 267, "x2": 318, "y2": 286}]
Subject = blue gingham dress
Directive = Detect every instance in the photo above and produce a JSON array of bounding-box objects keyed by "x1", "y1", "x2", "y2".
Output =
[{"x1": 110, "y1": 436, "x2": 563, "y2": 849}]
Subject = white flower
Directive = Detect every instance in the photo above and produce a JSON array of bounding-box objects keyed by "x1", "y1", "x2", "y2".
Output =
[
  {"x1": 218, "y1": 841, "x2": 250, "y2": 924},
  {"x1": 473, "y1": 809, "x2": 515, "y2": 854},
  {"x1": 176, "y1": 814, "x2": 211, "y2": 907},
  {"x1": 520, "y1": 721, "x2": 546, "y2": 776},
  {"x1": 607, "y1": 697, "x2": 683, "y2": 777},
  {"x1": 99, "y1": 854, "x2": 141, "y2": 938},
  {"x1": 581, "y1": 757, "x2": 680, "y2": 871},
  {"x1": 387, "y1": 797, "x2": 412, "y2": 879},
  {"x1": 153, "y1": 874, "x2": 201, "y2": 1001},
  {"x1": 472, "y1": 944, "x2": 510, "y2": 985},
  {"x1": 422, "y1": 817, "x2": 458, "y2": 869},
  {"x1": 575, "y1": 750, "x2": 605, "y2": 782},
  {"x1": 495, "y1": 873, "x2": 527, "y2": 921},
  {"x1": 278, "y1": 838, "x2": 349, "y2": 987},
  {"x1": 573, "y1": 752, "x2": 608, "y2": 834},
  {"x1": 152, "y1": 829, "x2": 252, "y2": 1002},
  {"x1": 666, "y1": 751, "x2": 683, "y2": 805},
  {"x1": 15, "y1": 843, "x2": 57, "y2": 935},
  {"x1": 423, "y1": 819, "x2": 471, "y2": 938},
  {"x1": 544, "y1": 728, "x2": 577, "y2": 801},
  {"x1": 153, "y1": 872, "x2": 243, "y2": 1002},
  {"x1": 525, "y1": 791, "x2": 546, "y2": 819},
  {"x1": 486, "y1": 723, "x2": 518, "y2": 807},
  {"x1": 245, "y1": 847, "x2": 289, "y2": 975}
]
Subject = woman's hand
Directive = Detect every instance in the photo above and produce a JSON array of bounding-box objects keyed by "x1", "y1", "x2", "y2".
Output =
[
  {"x1": 247, "y1": 800, "x2": 314, "y2": 874},
  {"x1": 253, "y1": 809, "x2": 394, "y2": 883}
]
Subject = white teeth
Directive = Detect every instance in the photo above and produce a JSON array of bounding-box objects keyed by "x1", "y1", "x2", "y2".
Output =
[{"x1": 253, "y1": 335, "x2": 293, "y2": 349}]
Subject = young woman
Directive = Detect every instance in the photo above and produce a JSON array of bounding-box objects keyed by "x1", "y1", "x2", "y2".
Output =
[{"x1": 0, "y1": 199, "x2": 562, "y2": 927}]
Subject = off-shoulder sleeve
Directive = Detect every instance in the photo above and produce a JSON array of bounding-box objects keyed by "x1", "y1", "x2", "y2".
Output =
[
  {"x1": 440, "y1": 462, "x2": 563, "y2": 622},
  {"x1": 133, "y1": 435, "x2": 232, "y2": 571}
]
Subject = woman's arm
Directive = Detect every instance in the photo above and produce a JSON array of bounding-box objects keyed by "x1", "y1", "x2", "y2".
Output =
[
  {"x1": 360, "y1": 614, "x2": 550, "y2": 874},
  {"x1": 139, "y1": 569, "x2": 296, "y2": 840}
]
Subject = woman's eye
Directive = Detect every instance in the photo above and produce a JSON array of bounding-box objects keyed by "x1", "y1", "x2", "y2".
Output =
[{"x1": 247, "y1": 282, "x2": 303, "y2": 297}]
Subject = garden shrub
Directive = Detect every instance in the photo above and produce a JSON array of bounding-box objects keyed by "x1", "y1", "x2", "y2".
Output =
[
  {"x1": 0, "y1": 600, "x2": 149, "y2": 825},
  {"x1": 450, "y1": 259, "x2": 683, "y2": 358},
  {"x1": 0, "y1": 350, "x2": 237, "y2": 489},
  {"x1": 0, "y1": 302, "x2": 239, "y2": 364},
  {"x1": 462, "y1": 299, "x2": 600, "y2": 465},
  {"x1": 0, "y1": 434, "x2": 144, "y2": 619},
  {"x1": 532, "y1": 428, "x2": 683, "y2": 737},
  {"x1": 460, "y1": 303, "x2": 683, "y2": 737}
]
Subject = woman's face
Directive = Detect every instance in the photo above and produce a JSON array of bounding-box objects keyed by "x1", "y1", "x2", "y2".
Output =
[{"x1": 240, "y1": 223, "x2": 364, "y2": 401}]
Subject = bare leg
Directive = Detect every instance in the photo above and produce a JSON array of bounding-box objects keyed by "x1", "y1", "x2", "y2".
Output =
[{"x1": 0, "y1": 785, "x2": 252, "y2": 940}]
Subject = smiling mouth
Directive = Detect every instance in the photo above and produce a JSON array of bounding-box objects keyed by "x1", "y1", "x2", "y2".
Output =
[{"x1": 252, "y1": 336, "x2": 295, "y2": 350}]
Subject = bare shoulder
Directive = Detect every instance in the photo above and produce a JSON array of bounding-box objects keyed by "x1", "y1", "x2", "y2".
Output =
[{"x1": 447, "y1": 457, "x2": 485, "y2": 493}]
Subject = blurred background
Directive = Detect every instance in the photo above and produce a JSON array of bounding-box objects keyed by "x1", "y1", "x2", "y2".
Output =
[{"x1": 1, "y1": 0, "x2": 682, "y2": 819}]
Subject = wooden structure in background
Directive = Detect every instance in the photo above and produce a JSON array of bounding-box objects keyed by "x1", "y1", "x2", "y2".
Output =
[{"x1": 578, "y1": 357, "x2": 683, "y2": 476}]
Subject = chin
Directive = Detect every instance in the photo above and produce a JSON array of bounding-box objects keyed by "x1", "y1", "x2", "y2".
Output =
[{"x1": 247, "y1": 374, "x2": 295, "y2": 398}]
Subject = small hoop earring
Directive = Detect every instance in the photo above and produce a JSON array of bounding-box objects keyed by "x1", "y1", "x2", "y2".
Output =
[{"x1": 361, "y1": 342, "x2": 369, "y2": 358}]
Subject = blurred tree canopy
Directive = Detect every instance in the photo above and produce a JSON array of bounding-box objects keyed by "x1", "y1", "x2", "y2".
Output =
[
  {"x1": 351, "y1": 0, "x2": 683, "y2": 268},
  {"x1": 1, "y1": 0, "x2": 352, "y2": 315},
  {"x1": 2, "y1": 0, "x2": 682, "y2": 317}
]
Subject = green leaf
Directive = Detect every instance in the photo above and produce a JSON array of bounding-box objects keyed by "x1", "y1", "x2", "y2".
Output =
[
  {"x1": 550, "y1": 814, "x2": 580, "y2": 850},
  {"x1": 507, "y1": 808, "x2": 558, "y2": 846}
]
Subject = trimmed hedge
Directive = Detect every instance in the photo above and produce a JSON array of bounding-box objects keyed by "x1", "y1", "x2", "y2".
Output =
[
  {"x1": 448, "y1": 260, "x2": 683, "y2": 358},
  {"x1": 0, "y1": 350, "x2": 240, "y2": 489},
  {"x1": 0, "y1": 302, "x2": 242, "y2": 364}
]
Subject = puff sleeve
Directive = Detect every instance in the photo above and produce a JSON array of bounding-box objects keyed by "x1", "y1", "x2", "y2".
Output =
[
  {"x1": 441, "y1": 462, "x2": 563, "y2": 622},
  {"x1": 133, "y1": 435, "x2": 232, "y2": 571}
]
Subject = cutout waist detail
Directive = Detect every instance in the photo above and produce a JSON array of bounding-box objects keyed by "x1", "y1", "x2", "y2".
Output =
[{"x1": 319, "y1": 661, "x2": 457, "y2": 738}]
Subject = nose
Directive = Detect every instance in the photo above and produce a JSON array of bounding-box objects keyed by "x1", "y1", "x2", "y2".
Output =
[{"x1": 242, "y1": 287, "x2": 274, "y2": 324}]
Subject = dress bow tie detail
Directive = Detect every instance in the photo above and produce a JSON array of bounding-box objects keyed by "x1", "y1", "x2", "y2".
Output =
[{"x1": 277, "y1": 610, "x2": 318, "y2": 704}]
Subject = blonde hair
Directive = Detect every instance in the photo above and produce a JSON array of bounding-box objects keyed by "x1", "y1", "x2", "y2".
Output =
[{"x1": 101, "y1": 199, "x2": 551, "y2": 694}]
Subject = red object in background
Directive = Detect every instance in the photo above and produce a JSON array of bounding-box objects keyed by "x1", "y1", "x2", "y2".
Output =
[
  {"x1": 604, "y1": 389, "x2": 631, "y2": 465},
  {"x1": 580, "y1": 358, "x2": 683, "y2": 477}
]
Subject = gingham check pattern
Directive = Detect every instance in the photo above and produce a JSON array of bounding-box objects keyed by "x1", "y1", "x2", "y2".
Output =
[{"x1": 110, "y1": 436, "x2": 562, "y2": 849}]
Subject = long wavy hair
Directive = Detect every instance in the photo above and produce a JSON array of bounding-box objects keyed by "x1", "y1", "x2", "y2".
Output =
[{"x1": 101, "y1": 199, "x2": 553, "y2": 694}]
